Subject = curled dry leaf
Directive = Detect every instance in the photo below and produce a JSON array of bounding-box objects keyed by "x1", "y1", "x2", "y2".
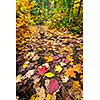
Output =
[
  {"x1": 42, "y1": 63, "x2": 49, "y2": 68},
  {"x1": 16, "y1": 74, "x2": 22, "y2": 83},
  {"x1": 60, "y1": 75, "x2": 69, "y2": 83},
  {"x1": 36, "y1": 87, "x2": 45, "y2": 100},
  {"x1": 22, "y1": 69, "x2": 35, "y2": 79}
]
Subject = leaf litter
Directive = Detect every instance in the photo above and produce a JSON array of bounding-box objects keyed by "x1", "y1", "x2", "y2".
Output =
[{"x1": 16, "y1": 25, "x2": 83, "y2": 100}]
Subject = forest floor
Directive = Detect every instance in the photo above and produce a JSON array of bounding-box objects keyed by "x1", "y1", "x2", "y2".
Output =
[{"x1": 16, "y1": 25, "x2": 83, "y2": 100}]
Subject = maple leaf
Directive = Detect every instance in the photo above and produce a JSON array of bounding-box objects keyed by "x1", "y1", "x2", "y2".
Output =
[
  {"x1": 48, "y1": 79, "x2": 59, "y2": 94},
  {"x1": 37, "y1": 66, "x2": 48, "y2": 76},
  {"x1": 44, "y1": 72, "x2": 55, "y2": 78},
  {"x1": 73, "y1": 81, "x2": 81, "y2": 89},
  {"x1": 65, "y1": 67, "x2": 76, "y2": 78},
  {"x1": 73, "y1": 64, "x2": 82, "y2": 73}
]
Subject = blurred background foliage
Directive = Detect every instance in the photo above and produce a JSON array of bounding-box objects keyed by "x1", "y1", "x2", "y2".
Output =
[{"x1": 16, "y1": 0, "x2": 83, "y2": 34}]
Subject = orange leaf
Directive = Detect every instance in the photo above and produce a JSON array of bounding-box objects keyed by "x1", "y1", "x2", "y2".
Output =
[{"x1": 65, "y1": 68, "x2": 76, "y2": 78}]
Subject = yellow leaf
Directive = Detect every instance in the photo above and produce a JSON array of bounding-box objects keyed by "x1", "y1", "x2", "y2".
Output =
[
  {"x1": 62, "y1": 47, "x2": 66, "y2": 51},
  {"x1": 23, "y1": 63, "x2": 28, "y2": 69},
  {"x1": 55, "y1": 65, "x2": 62, "y2": 73},
  {"x1": 30, "y1": 94, "x2": 38, "y2": 100},
  {"x1": 44, "y1": 56, "x2": 53, "y2": 62},
  {"x1": 46, "y1": 94, "x2": 52, "y2": 100},
  {"x1": 37, "y1": 47, "x2": 43, "y2": 51},
  {"x1": 73, "y1": 81, "x2": 80, "y2": 89},
  {"x1": 44, "y1": 72, "x2": 55, "y2": 78},
  {"x1": 73, "y1": 64, "x2": 82, "y2": 73}
]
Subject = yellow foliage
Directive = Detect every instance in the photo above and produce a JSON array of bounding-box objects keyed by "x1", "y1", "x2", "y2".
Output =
[
  {"x1": 23, "y1": 63, "x2": 28, "y2": 69},
  {"x1": 46, "y1": 94, "x2": 52, "y2": 100},
  {"x1": 73, "y1": 81, "x2": 80, "y2": 89},
  {"x1": 44, "y1": 56, "x2": 53, "y2": 62},
  {"x1": 55, "y1": 65, "x2": 62, "y2": 73},
  {"x1": 44, "y1": 72, "x2": 55, "y2": 78},
  {"x1": 30, "y1": 94, "x2": 38, "y2": 100}
]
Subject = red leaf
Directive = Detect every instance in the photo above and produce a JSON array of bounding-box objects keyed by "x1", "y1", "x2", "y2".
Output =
[
  {"x1": 37, "y1": 66, "x2": 48, "y2": 76},
  {"x1": 48, "y1": 79, "x2": 59, "y2": 94}
]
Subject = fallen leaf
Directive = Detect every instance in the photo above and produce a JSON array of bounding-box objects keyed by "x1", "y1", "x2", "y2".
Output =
[
  {"x1": 44, "y1": 56, "x2": 53, "y2": 62},
  {"x1": 60, "y1": 62, "x2": 66, "y2": 66},
  {"x1": 23, "y1": 63, "x2": 28, "y2": 69},
  {"x1": 22, "y1": 69, "x2": 35, "y2": 79},
  {"x1": 46, "y1": 94, "x2": 52, "y2": 100},
  {"x1": 16, "y1": 74, "x2": 22, "y2": 83},
  {"x1": 37, "y1": 66, "x2": 48, "y2": 76},
  {"x1": 73, "y1": 81, "x2": 80, "y2": 89},
  {"x1": 73, "y1": 64, "x2": 82, "y2": 73},
  {"x1": 65, "y1": 67, "x2": 76, "y2": 78},
  {"x1": 42, "y1": 63, "x2": 49, "y2": 68},
  {"x1": 55, "y1": 65, "x2": 62, "y2": 73},
  {"x1": 45, "y1": 72, "x2": 55, "y2": 78},
  {"x1": 53, "y1": 56, "x2": 59, "y2": 60},
  {"x1": 62, "y1": 47, "x2": 66, "y2": 51},
  {"x1": 48, "y1": 79, "x2": 59, "y2": 94},
  {"x1": 36, "y1": 87, "x2": 45, "y2": 100},
  {"x1": 30, "y1": 94, "x2": 38, "y2": 100},
  {"x1": 60, "y1": 75, "x2": 69, "y2": 83}
]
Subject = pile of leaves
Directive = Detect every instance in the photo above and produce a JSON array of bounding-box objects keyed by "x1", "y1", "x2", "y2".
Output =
[{"x1": 16, "y1": 25, "x2": 83, "y2": 100}]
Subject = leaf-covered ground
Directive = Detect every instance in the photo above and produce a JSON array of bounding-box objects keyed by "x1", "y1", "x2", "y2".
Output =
[{"x1": 16, "y1": 25, "x2": 83, "y2": 100}]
